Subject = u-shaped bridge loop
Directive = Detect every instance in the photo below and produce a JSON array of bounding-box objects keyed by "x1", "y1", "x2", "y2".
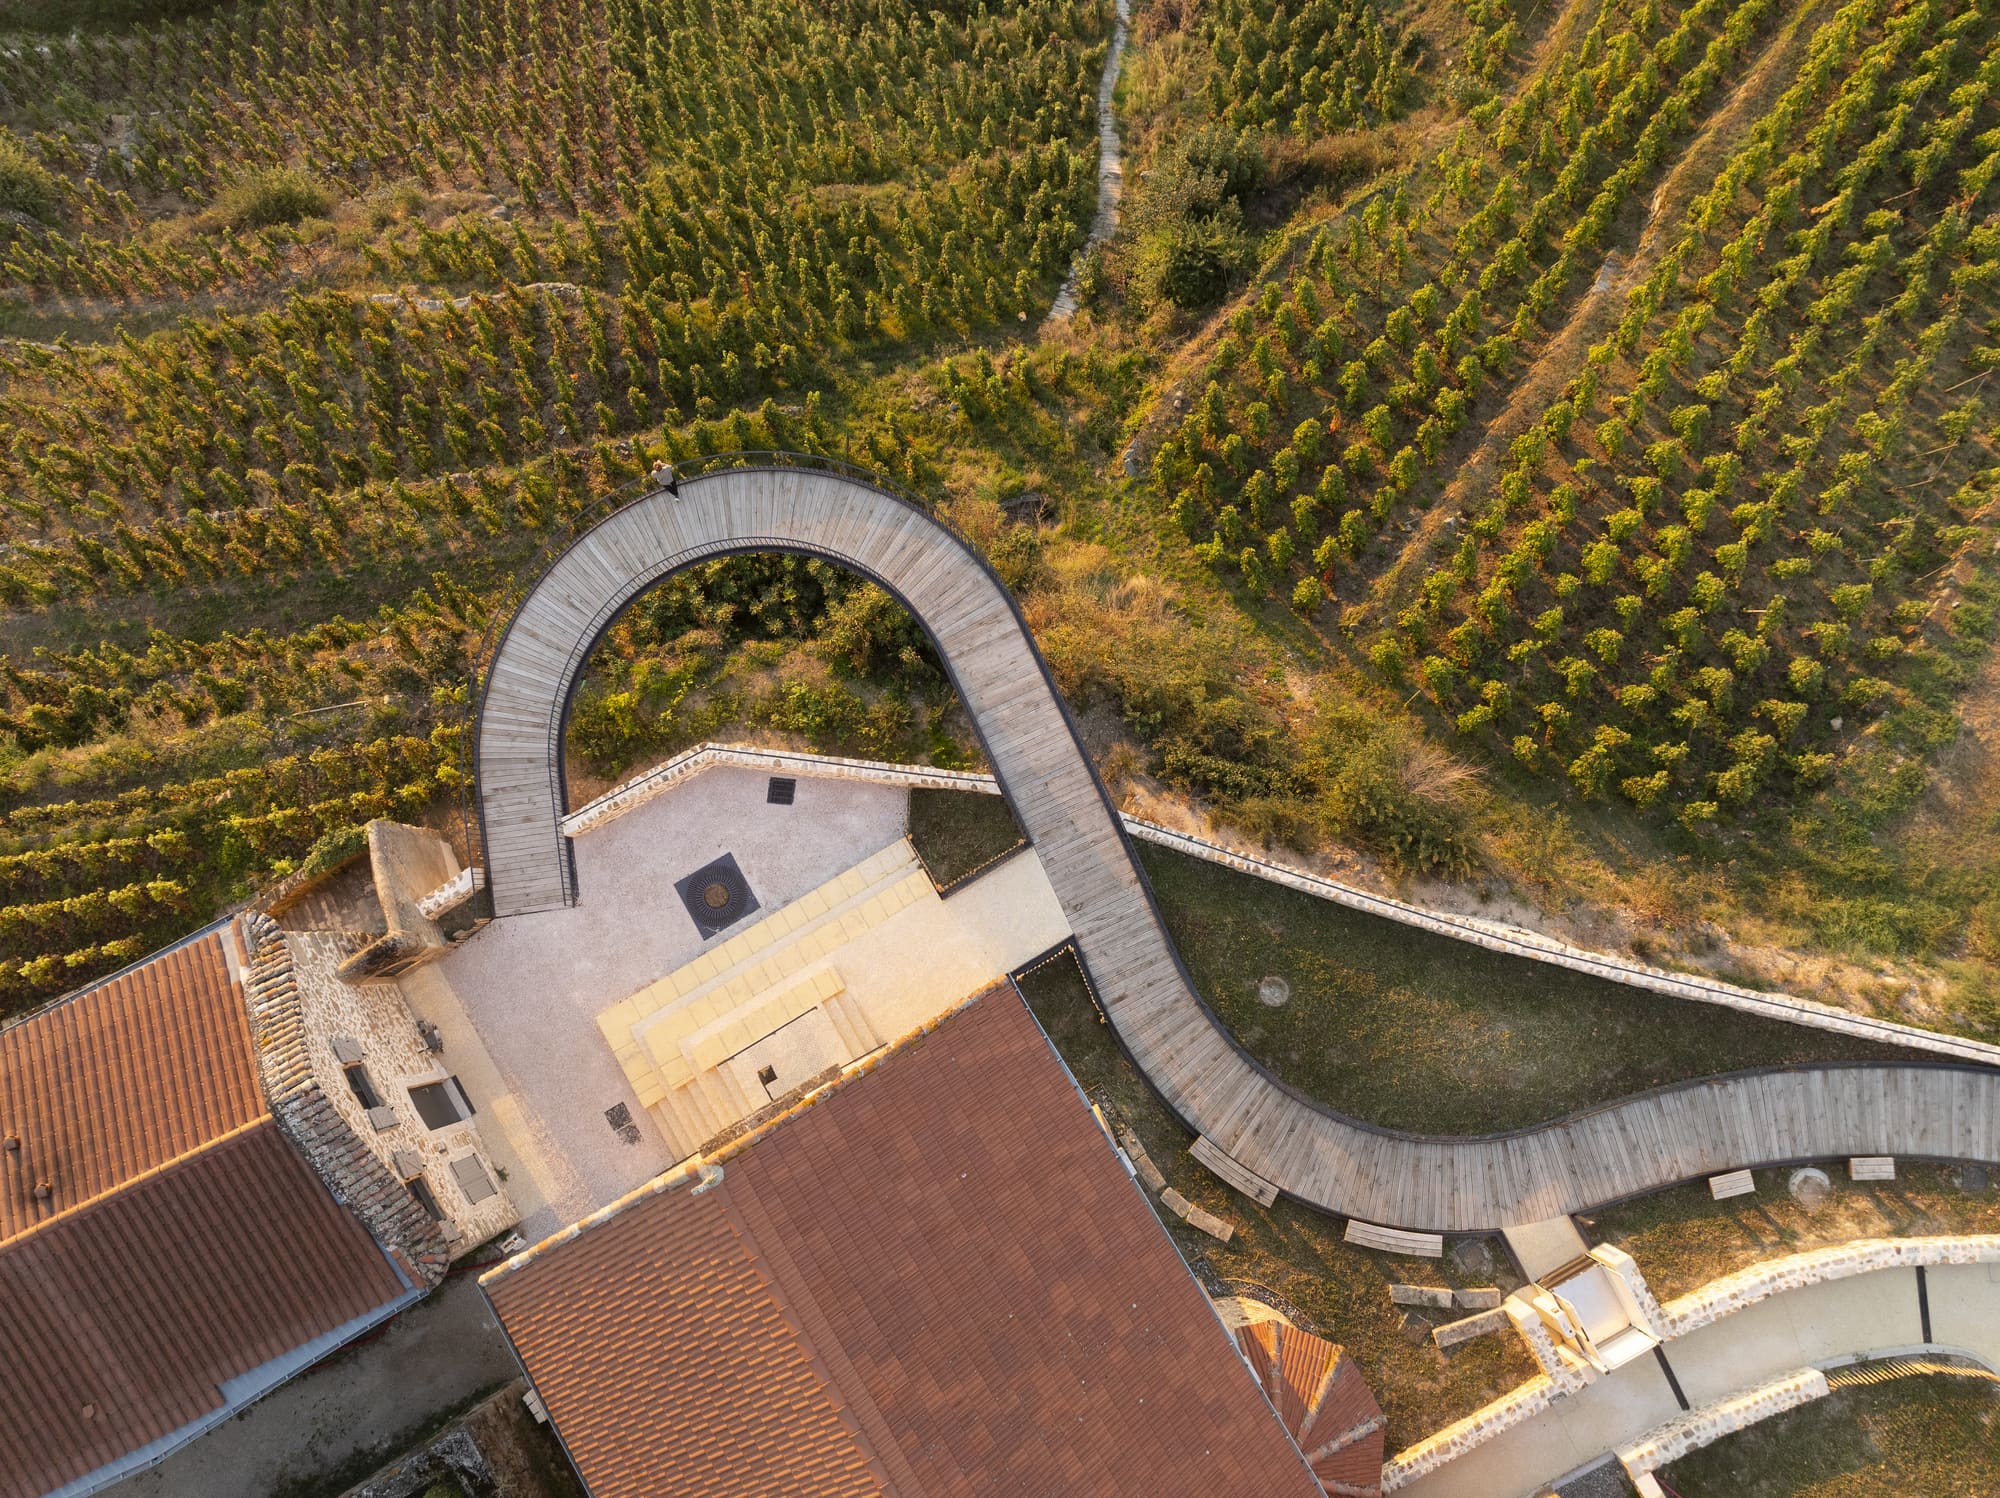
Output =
[{"x1": 474, "y1": 458, "x2": 2000, "y2": 1233}]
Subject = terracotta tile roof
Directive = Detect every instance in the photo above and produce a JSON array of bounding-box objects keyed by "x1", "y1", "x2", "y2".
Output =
[
  {"x1": 0, "y1": 930, "x2": 263, "y2": 1238},
  {"x1": 0, "y1": 927, "x2": 411, "y2": 1498},
  {"x1": 0, "y1": 1120, "x2": 408, "y2": 1498},
  {"x1": 485, "y1": 987, "x2": 1325, "y2": 1498},
  {"x1": 1232, "y1": 1318, "x2": 1386, "y2": 1496}
]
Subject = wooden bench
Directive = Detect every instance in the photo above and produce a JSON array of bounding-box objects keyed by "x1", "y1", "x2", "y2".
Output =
[
  {"x1": 1191, "y1": 1135, "x2": 1279, "y2": 1206},
  {"x1": 1344, "y1": 1219, "x2": 1445, "y2": 1257},
  {"x1": 1708, "y1": 1169, "x2": 1756, "y2": 1201},
  {"x1": 1849, "y1": 1156, "x2": 1896, "y2": 1181}
]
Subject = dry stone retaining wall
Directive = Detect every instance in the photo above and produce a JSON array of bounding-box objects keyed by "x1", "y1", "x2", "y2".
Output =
[
  {"x1": 562, "y1": 745, "x2": 1998, "y2": 1064},
  {"x1": 1659, "y1": 1235, "x2": 2000, "y2": 1338}
]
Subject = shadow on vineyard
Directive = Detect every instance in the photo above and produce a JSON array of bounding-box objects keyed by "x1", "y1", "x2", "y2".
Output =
[{"x1": 562, "y1": 554, "x2": 975, "y2": 797}]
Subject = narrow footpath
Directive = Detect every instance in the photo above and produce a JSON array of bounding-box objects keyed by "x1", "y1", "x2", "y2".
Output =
[
  {"x1": 1043, "y1": 0, "x2": 1129, "y2": 328},
  {"x1": 1394, "y1": 1259, "x2": 2000, "y2": 1497}
]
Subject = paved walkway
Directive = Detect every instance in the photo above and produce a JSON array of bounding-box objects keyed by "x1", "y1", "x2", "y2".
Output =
[
  {"x1": 472, "y1": 461, "x2": 2000, "y2": 1231},
  {"x1": 1395, "y1": 1261, "x2": 2000, "y2": 1497},
  {"x1": 406, "y1": 764, "x2": 911, "y2": 1241},
  {"x1": 104, "y1": 1273, "x2": 516, "y2": 1498}
]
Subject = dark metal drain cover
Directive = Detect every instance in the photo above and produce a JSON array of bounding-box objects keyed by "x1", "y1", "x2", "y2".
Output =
[
  {"x1": 675, "y1": 853, "x2": 759, "y2": 937},
  {"x1": 767, "y1": 776, "x2": 797, "y2": 805}
]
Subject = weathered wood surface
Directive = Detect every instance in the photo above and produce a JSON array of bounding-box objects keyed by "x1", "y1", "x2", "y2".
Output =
[
  {"x1": 475, "y1": 467, "x2": 2000, "y2": 1230},
  {"x1": 1346, "y1": 1221, "x2": 1447, "y2": 1258},
  {"x1": 1709, "y1": 1169, "x2": 1757, "y2": 1200},
  {"x1": 1192, "y1": 1134, "x2": 1280, "y2": 1206}
]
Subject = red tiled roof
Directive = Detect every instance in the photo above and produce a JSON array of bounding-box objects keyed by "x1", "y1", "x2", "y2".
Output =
[
  {"x1": 0, "y1": 929, "x2": 410, "y2": 1498},
  {"x1": 485, "y1": 987, "x2": 1325, "y2": 1498},
  {"x1": 0, "y1": 931, "x2": 264, "y2": 1238},
  {"x1": 1233, "y1": 1317, "x2": 1386, "y2": 1496}
]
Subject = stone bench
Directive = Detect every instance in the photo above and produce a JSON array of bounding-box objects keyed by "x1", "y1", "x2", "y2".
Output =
[
  {"x1": 1344, "y1": 1219, "x2": 1444, "y2": 1257},
  {"x1": 1389, "y1": 1284, "x2": 1454, "y2": 1309},
  {"x1": 1190, "y1": 1135, "x2": 1279, "y2": 1206},
  {"x1": 1433, "y1": 1305, "x2": 1511, "y2": 1349},
  {"x1": 1849, "y1": 1156, "x2": 1896, "y2": 1182},
  {"x1": 1161, "y1": 1187, "x2": 1235, "y2": 1243},
  {"x1": 1709, "y1": 1169, "x2": 1756, "y2": 1201}
]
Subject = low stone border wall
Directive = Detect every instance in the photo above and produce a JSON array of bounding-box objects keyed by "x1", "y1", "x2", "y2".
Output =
[
  {"x1": 1120, "y1": 819, "x2": 2000, "y2": 1066},
  {"x1": 1381, "y1": 1235, "x2": 2000, "y2": 1490},
  {"x1": 1615, "y1": 1367, "x2": 1829, "y2": 1480},
  {"x1": 1658, "y1": 1234, "x2": 2000, "y2": 1338},
  {"x1": 560, "y1": 743, "x2": 1000, "y2": 837},
  {"x1": 560, "y1": 745, "x2": 2000, "y2": 1063},
  {"x1": 1380, "y1": 1301, "x2": 1591, "y2": 1491}
]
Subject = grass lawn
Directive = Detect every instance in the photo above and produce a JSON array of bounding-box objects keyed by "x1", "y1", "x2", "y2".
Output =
[
  {"x1": 908, "y1": 786, "x2": 1023, "y2": 887},
  {"x1": 1655, "y1": 1375, "x2": 2000, "y2": 1496},
  {"x1": 1016, "y1": 951, "x2": 1542, "y2": 1454},
  {"x1": 1586, "y1": 1167, "x2": 2000, "y2": 1302},
  {"x1": 1138, "y1": 842, "x2": 1920, "y2": 1134}
]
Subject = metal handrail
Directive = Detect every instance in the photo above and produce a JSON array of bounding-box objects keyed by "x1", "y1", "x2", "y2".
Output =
[{"x1": 453, "y1": 450, "x2": 968, "y2": 878}]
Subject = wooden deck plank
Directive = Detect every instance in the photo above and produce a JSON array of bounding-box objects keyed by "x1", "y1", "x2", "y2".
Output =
[{"x1": 473, "y1": 464, "x2": 2000, "y2": 1230}]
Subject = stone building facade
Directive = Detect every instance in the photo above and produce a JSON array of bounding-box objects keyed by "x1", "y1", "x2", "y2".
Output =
[{"x1": 257, "y1": 833, "x2": 516, "y2": 1256}]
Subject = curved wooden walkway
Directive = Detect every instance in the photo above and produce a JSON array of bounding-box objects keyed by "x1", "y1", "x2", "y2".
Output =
[{"x1": 474, "y1": 463, "x2": 2000, "y2": 1232}]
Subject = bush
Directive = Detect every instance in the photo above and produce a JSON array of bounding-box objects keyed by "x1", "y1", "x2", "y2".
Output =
[
  {"x1": 1126, "y1": 127, "x2": 1261, "y2": 311},
  {"x1": 0, "y1": 132, "x2": 60, "y2": 225},
  {"x1": 1315, "y1": 719, "x2": 1479, "y2": 877},
  {"x1": 214, "y1": 167, "x2": 333, "y2": 230}
]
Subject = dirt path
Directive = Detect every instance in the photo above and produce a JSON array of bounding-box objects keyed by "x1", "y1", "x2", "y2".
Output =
[
  {"x1": 1113, "y1": 0, "x2": 1602, "y2": 480},
  {"x1": 105, "y1": 1273, "x2": 518, "y2": 1498},
  {"x1": 1043, "y1": 0, "x2": 1131, "y2": 330}
]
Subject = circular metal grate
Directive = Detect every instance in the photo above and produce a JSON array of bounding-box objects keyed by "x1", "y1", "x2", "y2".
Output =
[{"x1": 677, "y1": 855, "x2": 756, "y2": 934}]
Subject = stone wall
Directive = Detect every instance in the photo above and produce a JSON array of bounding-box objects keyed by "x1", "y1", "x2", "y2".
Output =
[
  {"x1": 274, "y1": 923, "x2": 517, "y2": 1254},
  {"x1": 1659, "y1": 1235, "x2": 2000, "y2": 1338},
  {"x1": 559, "y1": 744, "x2": 2000, "y2": 1065},
  {"x1": 1121, "y1": 818, "x2": 2000, "y2": 1066},
  {"x1": 1377, "y1": 1374, "x2": 1568, "y2": 1492},
  {"x1": 239, "y1": 914, "x2": 453, "y2": 1287},
  {"x1": 561, "y1": 742, "x2": 1001, "y2": 837},
  {"x1": 1615, "y1": 1368, "x2": 1829, "y2": 1479},
  {"x1": 1379, "y1": 1235, "x2": 2000, "y2": 1492}
]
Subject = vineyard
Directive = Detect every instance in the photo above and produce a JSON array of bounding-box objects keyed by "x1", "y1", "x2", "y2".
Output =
[
  {"x1": 3, "y1": 0, "x2": 2000, "y2": 1038},
  {"x1": 0, "y1": 0, "x2": 1110, "y2": 1011}
]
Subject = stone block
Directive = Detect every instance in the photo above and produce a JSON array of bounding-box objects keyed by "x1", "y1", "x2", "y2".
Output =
[
  {"x1": 1455, "y1": 1286, "x2": 1503, "y2": 1310},
  {"x1": 1433, "y1": 1306, "x2": 1510, "y2": 1348},
  {"x1": 1389, "y1": 1284, "x2": 1454, "y2": 1309}
]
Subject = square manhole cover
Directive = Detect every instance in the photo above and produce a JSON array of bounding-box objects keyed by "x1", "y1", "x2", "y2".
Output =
[
  {"x1": 767, "y1": 776, "x2": 797, "y2": 805},
  {"x1": 674, "y1": 853, "x2": 760, "y2": 938}
]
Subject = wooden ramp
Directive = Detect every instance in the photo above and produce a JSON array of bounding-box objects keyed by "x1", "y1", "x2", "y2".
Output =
[{"x1": 473, "y1": 463, "x2": 2000, "y2": 1231}]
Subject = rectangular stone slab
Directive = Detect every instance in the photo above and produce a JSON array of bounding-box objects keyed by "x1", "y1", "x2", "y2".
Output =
[{"x1": 1433, "y1": 1306, "x2": 1511, "y2": 1348}]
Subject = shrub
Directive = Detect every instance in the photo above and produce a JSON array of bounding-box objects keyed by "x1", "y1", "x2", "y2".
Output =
[
  {"x1": 0, "y1": 132, "x2": 60, "y2": 224},
  {"x1": 1316, "y1": 723, "x2": 1478, "y2": 877},
  {"x1": 214, "y1": 167, "x2": 334, "y2": 230}
]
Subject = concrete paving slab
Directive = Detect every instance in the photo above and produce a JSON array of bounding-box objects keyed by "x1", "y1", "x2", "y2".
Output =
[
  {"x1": 1667, "y1": 1270, "x2": 1924, "y2": 1406},
  {"x1": 1396, "y1": 1360, "x2": 1681, "y2": 1498},
  {"x1": 398, "y1": 765, "x2": 909, "y2": 1239},
  {"x1": 1504, "y1": 1216, "x2": 1590, "y2": 1281}
]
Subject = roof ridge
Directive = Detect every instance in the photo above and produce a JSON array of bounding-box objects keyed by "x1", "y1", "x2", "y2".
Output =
[
  {"x1": 723, "y1": 1166, "x2": 919, "y2": 1498},
  {"x1": 0, "y1": 1116, "x2": 271, "y2": 1252},
  {"x1": 238, "y1": 913, "x2": 450, "y2": 1288}
]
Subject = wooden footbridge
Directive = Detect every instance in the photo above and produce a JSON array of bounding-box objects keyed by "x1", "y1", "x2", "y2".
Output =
[{"x1": 472, "y1": 456, "x2": 2000, "y2": 1232}]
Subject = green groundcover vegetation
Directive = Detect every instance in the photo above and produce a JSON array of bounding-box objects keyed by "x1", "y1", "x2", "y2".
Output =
[{"x1": 4, "y1": 0, "x2": 1999, "y2": 1078}]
